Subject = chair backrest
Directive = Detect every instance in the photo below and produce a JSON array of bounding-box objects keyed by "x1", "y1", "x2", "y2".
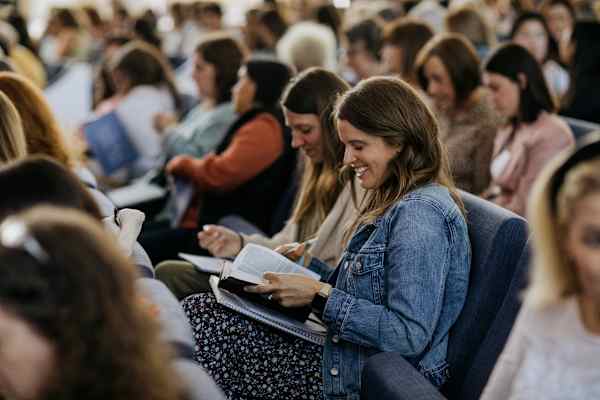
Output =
[
  {"x1": 562, "y1": 116, "x2": 600, "y2": 141},
  {"x1": 442, "y1": 191, "x2": 529, "y2": 400}
]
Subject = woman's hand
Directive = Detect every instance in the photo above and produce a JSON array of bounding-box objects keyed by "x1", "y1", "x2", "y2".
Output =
[
  {"x1": 153, "y1": 112, "x2": 177, "y2": 133},
  {"x1": 197, "y1": 225, "x2": 242, "y2": 258},
  {"x1": 274, "y1": 242, "x2": 306, "y2": 262},
  {"x1": 166, "y1": 155, "x2": 194, "y2": 176},
  {"x1": 245, "y1": 272, "x2": 323, "y2": 308}
]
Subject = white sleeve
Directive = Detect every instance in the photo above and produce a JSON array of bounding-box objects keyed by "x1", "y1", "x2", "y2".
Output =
[{"x1": 480, "y1": 304, "x2": 534, "y2": 400}]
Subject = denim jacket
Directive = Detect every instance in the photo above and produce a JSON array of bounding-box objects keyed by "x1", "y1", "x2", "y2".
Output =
[{"x1": 308, "y1": 184, "x2": 471, "y2": 400}]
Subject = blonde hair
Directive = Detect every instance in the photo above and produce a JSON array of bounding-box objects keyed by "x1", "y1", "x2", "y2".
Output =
[
  {"x1": 0, "y1": 72, "x2": 74, "y2": 166},
  {"x1": 526, "y1": 142, "x2": 600, "y2": 307},
  {"x1": 0, "y1": 90, "x2": 27, "y2": 163}
]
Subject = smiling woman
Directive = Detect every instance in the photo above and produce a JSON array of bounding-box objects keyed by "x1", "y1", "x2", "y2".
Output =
[
  {"x1": 180, "y1": 76, "x2": 471, "y2": 400},
  {"x1": 416, "y1": 33, "x2": 499, "y2": 195}
]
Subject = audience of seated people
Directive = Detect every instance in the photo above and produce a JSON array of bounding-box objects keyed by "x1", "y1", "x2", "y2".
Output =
[
  {"x1": 140, "y1": 57, "x2": 296, "y2": 264},
  {"x1": 482, "y1": 43, "x2": 574, "y2": 216},
  {"x1": 154, "y1": 67, "x2": 361, "y2": 300},
  {"x1": 181, "y1": 76, "x2": 471, "y2": 399},
  {"x1": 0, "y1": 1, "x2": 598, "y2": 399},
  {"x1": 416, "y1": 33, "x2": 499, "y2": 195}
]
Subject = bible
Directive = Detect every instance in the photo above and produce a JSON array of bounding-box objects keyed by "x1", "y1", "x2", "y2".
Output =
[{"x1": 213, "y1": 244, "x2": 321, "y2": 322}]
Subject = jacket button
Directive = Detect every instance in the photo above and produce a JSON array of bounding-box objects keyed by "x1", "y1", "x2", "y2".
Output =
[
  {"x1": 332, "y1": 335, "x2": 340, "y2": 343},
  {"x1": 330, "y1": 367, "x2": 339, "y2": 376}
]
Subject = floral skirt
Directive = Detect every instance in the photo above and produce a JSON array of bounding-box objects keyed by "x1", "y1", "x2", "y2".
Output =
[{"x1": 182, "y1": 293, "x2": 324, "y2": 400}]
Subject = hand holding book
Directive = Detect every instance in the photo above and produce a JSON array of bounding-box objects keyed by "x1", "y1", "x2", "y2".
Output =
[
  {"x1": 215, "y1": 244, "x2": 321, "y2": 321},
  {"x1": 244, "y1": 272, "x2": 324, "y2": 308}
]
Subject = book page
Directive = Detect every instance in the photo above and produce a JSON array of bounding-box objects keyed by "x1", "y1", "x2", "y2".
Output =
[
  {"x1": 178, "y1": 253, "x2": 227, "y2": 275},
  {"x1": 232, "y1": 244, "x2": 321, "y2": 281}
]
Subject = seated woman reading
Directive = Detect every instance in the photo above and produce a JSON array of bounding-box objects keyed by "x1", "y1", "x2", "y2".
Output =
[{"x1": 181, "y1": 76, "x2": 472, "y2": 399}]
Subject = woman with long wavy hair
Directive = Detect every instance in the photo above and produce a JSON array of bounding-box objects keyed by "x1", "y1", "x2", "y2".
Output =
[{"x1": 181, "y1": 76, "x2": 471, "y2": 399}]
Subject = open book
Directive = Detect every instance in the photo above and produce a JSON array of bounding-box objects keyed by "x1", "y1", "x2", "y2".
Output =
[
  {"x1": 209, "y1": 276, "x2": 327, "y2": 345},
  {"x1": 180, "y1": 243, "x2": 321, "y2": 280}
]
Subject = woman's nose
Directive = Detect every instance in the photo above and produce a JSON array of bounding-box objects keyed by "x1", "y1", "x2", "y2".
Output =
[
  {"x1": 343, "y1": 147, "x2": 354, "y2": 165},
  {"x1": 291, "y1": 133, "x2": 304, "y2": 149}
]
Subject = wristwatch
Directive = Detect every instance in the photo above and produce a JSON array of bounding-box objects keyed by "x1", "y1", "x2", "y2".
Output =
[{"x1": 311, "y1": 283, "x2": 332, "y2": 316}]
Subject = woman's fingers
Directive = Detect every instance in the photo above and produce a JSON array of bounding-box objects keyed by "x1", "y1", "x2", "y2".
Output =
[{"x1": 244, "y1": 282, "x2": 277, "y2": 294}]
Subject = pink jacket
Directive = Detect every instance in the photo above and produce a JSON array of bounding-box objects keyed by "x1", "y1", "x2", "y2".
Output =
[{"x1": 487, "y1": 112, "x2": 574, "y2": 216}]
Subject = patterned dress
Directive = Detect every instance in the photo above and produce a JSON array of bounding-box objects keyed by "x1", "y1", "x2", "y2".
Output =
[{"x1": 182, "y1": 293, "x2": 324, "y2": 400}]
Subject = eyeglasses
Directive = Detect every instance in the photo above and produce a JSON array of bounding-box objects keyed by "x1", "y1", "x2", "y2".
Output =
[{"x1": 0, "y1": 218, "x2": 49, "y2": 264}]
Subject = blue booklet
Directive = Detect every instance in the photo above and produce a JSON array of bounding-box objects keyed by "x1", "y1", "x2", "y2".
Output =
[
  {"x1": 167, "y1": 176, "x2": 194, "y2": 228},
  {"x1": 83, "y1": 111, "x2": 139, "y2": 175}
]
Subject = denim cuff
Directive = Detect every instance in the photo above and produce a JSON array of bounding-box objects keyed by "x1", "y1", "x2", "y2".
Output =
[{"x1": 322, "y1": 288, "x2": 354, "y2": 335}]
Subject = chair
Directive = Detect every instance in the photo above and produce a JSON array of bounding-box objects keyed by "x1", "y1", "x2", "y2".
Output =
[
  {"x1": 361, "y1": 191, "x2": 530, "y2": 400},
  {"x1": 562, "y1": 116, "x2": 600, "y2": 141}
]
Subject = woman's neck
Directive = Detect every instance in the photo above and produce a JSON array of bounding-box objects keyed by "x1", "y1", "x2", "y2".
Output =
[{"x1": 578, "y1": 295, "x2": 600, "y2": 336}]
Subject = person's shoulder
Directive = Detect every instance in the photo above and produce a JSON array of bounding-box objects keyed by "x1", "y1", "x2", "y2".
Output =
[
  {"x1": 536, "y1": 112, "x2": 574, "y2": 140},
  {"x1": 392, "y1": 184, "x2": 461, "y2": 220},
  {"x1": 211, "y1": 102, "x2": 237, "y2": 122},
  {"x1": 245, "y1": 111, "x2": 283, "y2": 134},
  {"x1": 518, "y1": 298, "x2": 579, "y2": 338}
]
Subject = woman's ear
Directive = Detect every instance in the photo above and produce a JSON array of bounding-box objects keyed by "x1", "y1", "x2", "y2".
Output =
[{"x1": 517, "y1": 73, "x2": 527, "y2": 90}]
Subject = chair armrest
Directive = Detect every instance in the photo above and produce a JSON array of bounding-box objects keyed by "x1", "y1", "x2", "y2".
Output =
[{"x1": 361, "y1": 352, "x2": 445, "y2": 400}]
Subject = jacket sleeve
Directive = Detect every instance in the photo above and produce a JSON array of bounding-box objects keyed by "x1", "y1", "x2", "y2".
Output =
[
  {"x1": 176, "y1": 115, "x2": 284, "y2": 192},
  {"x1": 322, "y1": 200, "x2": 462, "y2": 355}
]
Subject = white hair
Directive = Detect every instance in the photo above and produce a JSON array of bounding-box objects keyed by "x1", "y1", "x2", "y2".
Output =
[{"x1": 276, "y1": 21, "x2": 338, "y2": 72}]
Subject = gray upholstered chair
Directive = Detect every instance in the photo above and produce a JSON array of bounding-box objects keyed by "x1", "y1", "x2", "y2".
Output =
[{"x1": 361, "y1": 191, "x2": 529, "y2": 400}]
